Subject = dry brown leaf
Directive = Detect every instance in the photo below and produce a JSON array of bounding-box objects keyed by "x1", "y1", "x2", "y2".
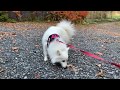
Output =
[
  {"x1": 12, "y1": 33, "x2": 17, "y2": 36},
  {"x1": 12, "y1": 40, "x2": 16, "y2": 44},
  {"x1": 95, "y1": 52, "x2": 103, "y2": 56},
  {"x1": 0, "y1": 67, "x2": 5, "y2": 73},
  {"x1": 0, "y1": 37, "x2": 2, "y2": 40},
  {"x1": 35, "y1": 45, "x2": 39, "y2": 47},
  {"x1": 96, "y1": 64, "x2": 102, "y2": 68},
  {"x1": 95, "y1": 69, "x2": 104, "y2": 77},
  {"x1": 67, "y1": 64, "x2": 79, "y2": 75},
  {"x1": 12, "y1": 47, "x2": 18, "y2": 50},
  {"x1": 0, "y1": 48, "x2": 4, "y2": 52},
  {"x1": 12, "y1": 47, "x2": 19, "y2": 52},
  {"x1": 35, "y1": 73, "x2": 40, "y2": 79}
]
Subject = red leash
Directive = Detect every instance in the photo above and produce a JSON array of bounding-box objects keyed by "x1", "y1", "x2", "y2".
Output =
[
  {"x1": 56, "y1": 40, "x2": 120, "y2": 69},
  {"x1": 67, "y1": 44, "x2": 120, "y2": 69}
]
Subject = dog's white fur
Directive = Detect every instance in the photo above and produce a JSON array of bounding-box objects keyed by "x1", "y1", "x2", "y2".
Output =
[{"x1": 42, "y1": 20, "x2": 76, "y2": 68}]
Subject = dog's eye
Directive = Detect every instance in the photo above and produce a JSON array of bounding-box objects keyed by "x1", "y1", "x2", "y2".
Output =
[{"x1": 62, "y1": 60, "x2": 65, "y2": 62}]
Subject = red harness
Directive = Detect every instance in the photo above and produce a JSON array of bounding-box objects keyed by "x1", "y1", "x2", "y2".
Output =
[
  {"x1": 48, "y1": 34, "x2": 120, "y2": 68},
  {"x1": 47, "y1": 34, "x2": 60, "y2": 47}
]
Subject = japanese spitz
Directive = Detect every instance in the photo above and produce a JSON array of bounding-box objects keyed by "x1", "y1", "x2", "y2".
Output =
[{"x1": 42, "y1": 20, "x2": 76, "y2": 68}]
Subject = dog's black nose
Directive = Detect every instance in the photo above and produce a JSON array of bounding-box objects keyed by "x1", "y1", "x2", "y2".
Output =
[
  {"x1": 55, "y1": 62, "x2": 62, "y2": 67},
  {"x1": 54, "y1": 62, "x2": 67, "y2": 69},
  {"x1": 64, "y1": 67, "x2": 67, "y2": 69}
]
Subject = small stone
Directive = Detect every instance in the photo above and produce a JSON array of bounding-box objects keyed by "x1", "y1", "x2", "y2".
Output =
[
  {"x1": 0, "y1": 58, "x2": 6, "y2": 64},
  {"x1": 24, "y1": 76, "x2": 27, "y2": 79},
  {"x1": 108, "y1": 71, "x2": 114, "y2": 74}
]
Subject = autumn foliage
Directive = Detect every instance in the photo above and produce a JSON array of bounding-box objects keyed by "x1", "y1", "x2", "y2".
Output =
[
  {"x1": 46, "y1": 11, "x2": 89, "y2": 23},
  {"x1": 0, "y1": 11, "x2": 89, "y2": 23}
]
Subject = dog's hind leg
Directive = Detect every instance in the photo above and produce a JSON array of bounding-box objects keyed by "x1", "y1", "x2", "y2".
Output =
[{"x1": 43, "y1": 43, "x2": 48, "y2": 61}]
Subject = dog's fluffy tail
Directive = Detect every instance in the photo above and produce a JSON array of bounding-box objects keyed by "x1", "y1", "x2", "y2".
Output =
[{"x1": 56, "y1": 20, "x2": 76, "y2": 38}]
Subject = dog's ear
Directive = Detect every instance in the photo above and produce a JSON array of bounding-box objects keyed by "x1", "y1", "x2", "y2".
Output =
[{"x1": 57, "y1": 50, "x2": 61, "y2": 56}]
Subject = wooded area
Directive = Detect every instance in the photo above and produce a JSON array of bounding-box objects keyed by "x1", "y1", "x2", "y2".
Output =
[{"x1": 0, "y1": 11, "x2": 120, "y2": 23}]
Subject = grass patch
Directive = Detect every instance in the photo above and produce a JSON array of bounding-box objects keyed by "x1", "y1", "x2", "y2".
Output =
[{"x1": 83, "y1": 18, "x2": 120, "y2": 25}]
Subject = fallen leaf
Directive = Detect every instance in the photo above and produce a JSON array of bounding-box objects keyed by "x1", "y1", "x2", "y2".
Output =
[
  {"x1": 0, "y1": 67, "x2": 5, "y2": 73},
  {"x1": 96, "y1": 64, "x2": 102, "y2": 68},
  {"x1": 35, "y1": 73, "x2": 40, "y2": 79},
  {"x1": 95, "y1": 69, "x2": 104, "y2": 77},
  {"x1": 11, "y1": 32, "x2": 17, "y2": 36},
  {"x1": 12, "y1": 47, "x2": 19, "y2": 52},
  {"x1": 0, "y1": 48, "x2": 4, "y2": 52},
  {"x1": 12, "y1": 40, "x2": 16, "y2": 44},
  {"x1": 67, "y1": 64, "x2": 79, "y2": 75},
  {"x1": 95, "y1": 52, "x2": 103, "y2": 56},
  {"x1": 35, "y1": 45, "x2": 39, "y2": 47},
  {"x1": 12, "y1": 47, "x2": 18, "y2": 50}
]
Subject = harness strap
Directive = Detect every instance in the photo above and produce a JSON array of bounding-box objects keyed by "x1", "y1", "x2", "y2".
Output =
[{"x1": 47, "y1": 34, "x2": 60, "y2": 47}]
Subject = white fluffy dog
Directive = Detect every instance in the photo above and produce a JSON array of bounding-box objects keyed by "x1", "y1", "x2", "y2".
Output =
[{"x1": 42, "y1": 20, "x2": 76, "y2": 68}]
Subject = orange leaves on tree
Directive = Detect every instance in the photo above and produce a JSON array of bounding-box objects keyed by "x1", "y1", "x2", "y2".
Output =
[
  {"x1": 49, "y1": 11, "x2": 89, "y2": 22},
  {"x1": 12, "y1": 11, "x2": 22, "y2": 18}
]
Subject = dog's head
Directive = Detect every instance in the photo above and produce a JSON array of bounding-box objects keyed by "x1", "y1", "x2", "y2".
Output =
[{"x1": 50, "y1": 44, "x2": 69, "y2": 68}]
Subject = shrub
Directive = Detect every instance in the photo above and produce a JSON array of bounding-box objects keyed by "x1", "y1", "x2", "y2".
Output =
[
  {"x1": 0, "y1": 11, "x2": 9, "y2": 22},
  {"x1": 0, "y1": 11, "x2": 16, "y2": 22},
  {"x1": 45, "y1": 11, "x2": 89, "y2": 23}
]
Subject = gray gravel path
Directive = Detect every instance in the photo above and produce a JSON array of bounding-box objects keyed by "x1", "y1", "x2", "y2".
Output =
[{"x1": 0, "y1": 22, "x2": 120, "y2": 79}]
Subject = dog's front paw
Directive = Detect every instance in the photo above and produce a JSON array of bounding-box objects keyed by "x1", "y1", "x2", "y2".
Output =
[
  {"x1": 44, "y1": 57, "x2": 48, "y2": 61},
  {"x1": 51, "y1": 60, "x2": 56, "y2": 65},
  {"x1": 52, "y1": 63, "x2": 55, "y2": 65}
]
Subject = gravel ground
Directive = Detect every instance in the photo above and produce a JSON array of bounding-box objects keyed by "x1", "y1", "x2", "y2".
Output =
[{"x1": 0, "y1": 22, "x2": 120, "y2": 79}]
